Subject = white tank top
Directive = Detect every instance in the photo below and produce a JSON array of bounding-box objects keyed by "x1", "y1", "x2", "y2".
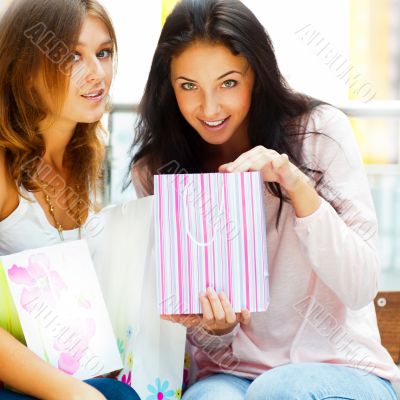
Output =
[{"x1": 0, "y1": 187, "x2": 103, "y2": 256}]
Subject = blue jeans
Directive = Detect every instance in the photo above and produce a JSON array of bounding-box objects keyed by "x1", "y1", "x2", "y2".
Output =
[
  {"x1": 0, "y1": 378, "x2": 140, "y2": 399},
  {"x1": 182, "y1": 363, "x2": 398, "y2": 399}
]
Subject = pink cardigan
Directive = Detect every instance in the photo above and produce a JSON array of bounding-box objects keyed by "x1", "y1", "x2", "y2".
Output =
[{"x1": 134, "y1": 105, "x2": 400, "y2": 382}]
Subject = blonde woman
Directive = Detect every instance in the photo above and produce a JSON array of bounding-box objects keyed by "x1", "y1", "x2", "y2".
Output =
[{"x1": 0, "y1": 0, "x2": 139, "y2": 399}]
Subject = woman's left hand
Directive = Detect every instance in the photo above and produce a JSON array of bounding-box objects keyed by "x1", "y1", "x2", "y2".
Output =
[
  {"x1": 219, "y1": 145, "x2": 321, "y2": 217},
  {"x1": 218, "y1": 145, "x2": 306, "y2": 194}
]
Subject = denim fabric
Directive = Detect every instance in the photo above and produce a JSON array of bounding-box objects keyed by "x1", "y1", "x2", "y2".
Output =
[
  {"x1": 182, "y1": 363, "x2": 398, "y2": 400},
  {"x1": 0, "y1": 378, "x2": 140, "y2": 400}
]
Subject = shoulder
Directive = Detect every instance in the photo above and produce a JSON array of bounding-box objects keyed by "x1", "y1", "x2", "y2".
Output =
[
  {"x1": 301, "y1": 104, "x2": 362, "y2": 172},
  {"x1": 0, "y1": 148, "x2": 18, "y2": 219},
  {"x1": 306, "y1": 104, "x2": 351, "y2": 138}
]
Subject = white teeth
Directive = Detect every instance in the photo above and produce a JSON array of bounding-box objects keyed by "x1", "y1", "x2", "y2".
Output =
[
  {"x1": 82, "y1": 90, "x2": 102, "y2": 97},
  {"x1": 204, "y1": 118, "x2": 225, "y2": 127}
]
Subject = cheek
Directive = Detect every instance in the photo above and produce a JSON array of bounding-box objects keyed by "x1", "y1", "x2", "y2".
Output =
[
  {"x1": 242, "y1": 88, "x2": 253, "y2": 107},
  {"x1": 236, "y1": 87, "x2": 253, "y2": 115},
  {"x1": 65, "y1": 84, "x2": 79, "y2": 107},
  {"x1": 175, "y1": 92, "x2": 195, "y2": 121},
  {"x1": 105, "y1": 63, "x2": 113, "y2": 86}
]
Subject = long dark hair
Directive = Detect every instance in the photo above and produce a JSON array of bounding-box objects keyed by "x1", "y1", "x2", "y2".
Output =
[{"x1": 129, "y1": 0, "x2": 323, "y2": 223}]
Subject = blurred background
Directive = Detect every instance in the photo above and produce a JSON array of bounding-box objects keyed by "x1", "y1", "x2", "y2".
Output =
[{"x1": 1, "y1": 0, "x2": 399, "y2": 289}]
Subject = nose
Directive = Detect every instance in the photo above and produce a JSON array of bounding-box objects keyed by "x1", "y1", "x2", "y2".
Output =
[
  {"x1": 201, "y1": 91, "x2": 221, "y2": 119},
  {"x1": 74, "y1": 57, "x2": 106, "y2": 94},
  {"x1": 85, "y1": 57, "x2": 106, "y2": 84}
]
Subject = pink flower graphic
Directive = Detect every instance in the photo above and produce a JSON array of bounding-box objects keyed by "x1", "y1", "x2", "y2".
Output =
[
  {"x1": 7, "y1": 253, "x2": 67, "y2": 310},
  {"x1": 54, "y1": 317, "x2": 96, "y2": 375},
  {"x1": 7, "y1": 253, "x2": 96, "y2": 376}
]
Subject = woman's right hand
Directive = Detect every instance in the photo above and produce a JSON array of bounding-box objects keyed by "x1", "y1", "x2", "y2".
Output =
[{"x1": 163, "y1": 287, "x2": 251, "y2": 335}]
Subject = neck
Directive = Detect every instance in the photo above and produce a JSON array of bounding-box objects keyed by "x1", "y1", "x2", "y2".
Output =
[{"x1": 39, "y1": 117, "x2": 77, "y2": 171}]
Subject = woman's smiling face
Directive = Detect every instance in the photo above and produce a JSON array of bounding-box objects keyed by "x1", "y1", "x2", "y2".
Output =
[
  {"x1": 36, "y1": 15, "x2": 114, "y2": 129},
  {"x1": 170, "y1": 41, "x2": 255, "y2": 149}
]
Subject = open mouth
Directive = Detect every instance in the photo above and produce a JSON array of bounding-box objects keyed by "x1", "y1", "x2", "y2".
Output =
[
  {"x1": 81, "y1": 88, "x2": 105, "y2": 102},
  {"x1": 200, "y1": 116, "x2": 230, "y2": 129}
]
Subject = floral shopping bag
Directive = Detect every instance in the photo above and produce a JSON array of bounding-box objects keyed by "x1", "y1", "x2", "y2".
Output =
[
  {"x1": 0, "y1": 240, "x2": 122, "y2": 380},
  {"x1": 91, "y1": 197, "x2": 186, "y2": 399}
]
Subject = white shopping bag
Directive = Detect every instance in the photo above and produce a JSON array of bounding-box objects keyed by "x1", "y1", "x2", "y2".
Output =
[
  {"x1": 91, "y1": 197, "x2": 186, "y2": 399},
  {"x1": 0, "y1": 240, "x2": 122, "y2": 380}
]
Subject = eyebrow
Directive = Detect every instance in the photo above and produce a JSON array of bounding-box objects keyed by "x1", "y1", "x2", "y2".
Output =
[
  {"x1": 216, "y1": 70, "x2": 243, "y2": 80},
  {"x1": 175, "y1": 70, "x2": 243, "y2": 82},
  {"x1": 76, "y1": 39, "x2": 113, "y2": 47}
]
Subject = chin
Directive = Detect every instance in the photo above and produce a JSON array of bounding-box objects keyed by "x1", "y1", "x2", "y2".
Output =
[
  {"x1": 201, "y1": 135, "x2": 232, "y2": 146},
  {"x1": 79, "y1": 112, "x2": 104, "y2": 124}
]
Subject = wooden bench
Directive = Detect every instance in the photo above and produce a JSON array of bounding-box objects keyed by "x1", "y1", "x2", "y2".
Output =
[{"x1": 374, "y1": 291, "x2": 400, "y2": 364}]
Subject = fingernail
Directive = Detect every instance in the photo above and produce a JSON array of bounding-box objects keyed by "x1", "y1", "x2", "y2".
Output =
[{"x1": 207, "y1": 287, "x2": 214, "y2": 295}]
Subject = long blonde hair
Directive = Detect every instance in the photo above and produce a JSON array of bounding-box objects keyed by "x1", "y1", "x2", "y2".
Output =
[{"x1": 0, "y1": 0, "x2": 117, "y2": 218}]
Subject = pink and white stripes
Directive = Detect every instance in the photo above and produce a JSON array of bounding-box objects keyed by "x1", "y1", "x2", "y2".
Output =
[{"x1": 154, "y1": 172, "x2": 269, "y2": 315}]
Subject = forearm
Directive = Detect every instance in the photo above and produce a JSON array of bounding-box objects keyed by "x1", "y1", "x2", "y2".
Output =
[
  {"x1": 187, "y1": 324, "x2": 239, "y2": 352},
  {"x1": 286, "y1": 174, "x2": 321, "y2": 218},
  {"x1": 0, "y1": 328, "x2": 105, "y2": 400},
  {"x1": 285, "y1": 167, "x2": 379, "y2": 308},
  {"x1": 293, "y1": 199, "x2": 379, "y2": 309}
]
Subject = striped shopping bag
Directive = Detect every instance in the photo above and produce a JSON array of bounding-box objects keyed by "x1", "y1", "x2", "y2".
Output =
[{"x1": 154, "y1": 172, "x2": 269, "y2": 315}]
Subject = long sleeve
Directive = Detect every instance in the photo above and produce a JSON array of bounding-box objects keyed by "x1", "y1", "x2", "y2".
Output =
[
  {"x1": 187, "y1": 106, "x2": 397, "y2": 382},
  {"x1": 187, "y1": 324, "x2": 240, "y2": 352},
  {"x1": 294, "y1": 105, "x2": 380, "y2": 310}
]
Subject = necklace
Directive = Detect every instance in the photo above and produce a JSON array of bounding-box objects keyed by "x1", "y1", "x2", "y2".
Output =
[{"x1": 43, "y1": 190, "x2": 83, "y2": 242}]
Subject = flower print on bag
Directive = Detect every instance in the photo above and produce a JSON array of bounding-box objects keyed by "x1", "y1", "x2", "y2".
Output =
[
  {"x1": 117, "y1": 326, "x2": 134, "y2": 386},
  {"x1": 121, "y1": 370, "x2": 132, "y2": 386},
  {"x1": 147, "y1": 378, "x2": 175, "y2": 400},
  {"x1": 7, "y1": 254, "x2": 67, "y2": 310}
]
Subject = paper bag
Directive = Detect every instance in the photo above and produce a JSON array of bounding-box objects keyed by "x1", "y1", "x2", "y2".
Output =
[
  {"x1": 154, "y1": 172, "x2": 269, "y2": 315},
  {"x1": 91, "y1": 197, "x2": 186, "y2": 399},
  {"x1": 0, "y1": 240, "x2": 122, "y2": 380}
]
